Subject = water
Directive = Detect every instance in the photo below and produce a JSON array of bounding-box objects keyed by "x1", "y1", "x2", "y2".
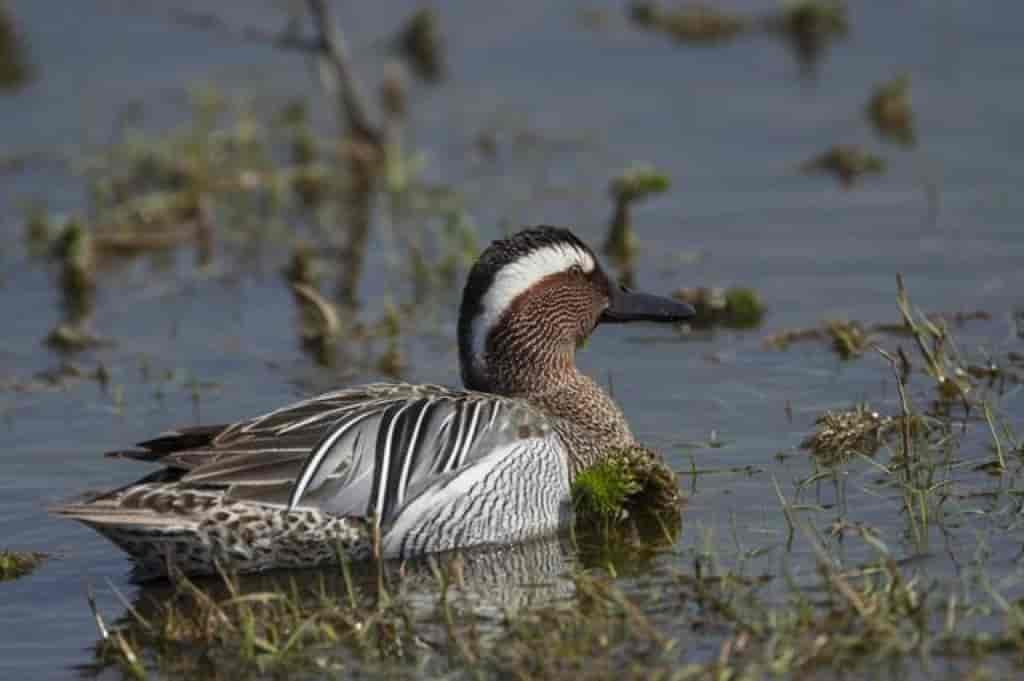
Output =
[{"x1": 1, "y1": 1, "x2": 1023, "y2": 679}]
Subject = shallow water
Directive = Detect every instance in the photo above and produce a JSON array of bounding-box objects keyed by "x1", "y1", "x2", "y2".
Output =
[{"x1": 1, "y1": 1, "x2": 1023, "y2": 679}]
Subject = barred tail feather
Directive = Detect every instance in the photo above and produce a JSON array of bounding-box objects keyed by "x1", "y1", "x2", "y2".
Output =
[{"x1": 52, "y1": 487, "x2": 372, "y2": 577}]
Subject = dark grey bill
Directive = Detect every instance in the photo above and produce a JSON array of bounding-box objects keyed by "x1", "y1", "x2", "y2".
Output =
[{"x1": 600, "y1": 285, "x2": 695, "y2": 324}]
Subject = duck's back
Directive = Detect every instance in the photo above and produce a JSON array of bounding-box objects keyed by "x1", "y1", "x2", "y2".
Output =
[{"x1": 54, "y1": 383, "x2": 572, "y2": 576}]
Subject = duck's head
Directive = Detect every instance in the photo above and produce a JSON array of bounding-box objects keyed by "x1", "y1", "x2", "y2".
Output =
[{"x1": 457, "y1": 225, "x2": 694, "y2": 392}]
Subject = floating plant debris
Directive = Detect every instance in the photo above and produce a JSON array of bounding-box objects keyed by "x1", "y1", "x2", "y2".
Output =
[
  {"x1": 801, "y1": 145, "x2": 885, "y2": 186},
  {"x1": 801, "y1": 404, "x2": 895, "y2": 465},
  {"x1": 629, "y1": 2, "x2": 748, "y2": 45},
  {"x1": 867, "y1": 74, "x2": 915, "y2": 146},
  {"x1": 44, "y1": 322, "x2": 108, "y2": 352},
  {"x1": 398, "y1": 8, "x2": 445, "y2": 82},
  {"x1": 766, "y1": 0, "x2": 848, "y2": 74},
  {"x1": 765, "y1": 319, "x2": 871, "y2": 359},
  {"x1": 673, "y1": 286, "x2": 765, "y2": 329},
  {"x1": 0, "y1": 550, "x2": 47, "y2": 581}
]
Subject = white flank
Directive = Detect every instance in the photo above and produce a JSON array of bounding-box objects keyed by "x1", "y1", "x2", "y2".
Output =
[{"x1": 470, "y1": 243, "x2": 594, "y2": 370}]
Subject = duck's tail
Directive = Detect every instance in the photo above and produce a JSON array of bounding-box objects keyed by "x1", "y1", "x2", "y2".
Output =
[{"x1": 52, "y1": 485, "x2": 373, "y2": 577}]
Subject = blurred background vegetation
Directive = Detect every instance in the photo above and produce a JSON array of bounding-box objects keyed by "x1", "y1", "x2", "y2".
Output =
[{"x1": 1, "y1": 2, "x2": 1023, "y2": 680}]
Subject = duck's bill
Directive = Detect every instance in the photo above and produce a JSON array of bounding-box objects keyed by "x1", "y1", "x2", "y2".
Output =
[{"x1": 600, "y1": 285, "x2": 695, "y2": 324}]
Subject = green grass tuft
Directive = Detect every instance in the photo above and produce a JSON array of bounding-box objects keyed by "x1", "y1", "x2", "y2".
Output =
[{"x1": 572, "y1": 458, "x2": 641, "y2": 521}]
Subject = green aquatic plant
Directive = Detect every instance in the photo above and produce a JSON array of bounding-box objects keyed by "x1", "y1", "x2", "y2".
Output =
[
  {"x1": 54, "y1": 218, "x2": 95, "y2": 288},
  {"x1": 572, "y1": 445, "x2": 682, "y2": 525},
  {"x1": 825, "y1": 319, "x2": 870, "y2": 359},
  {"x1": 629, "y1": 2, "x2": 749, "y2": 44},
  {"x1": 90, "y1": 565, "x2": 417, "y2": 679},
  {"x1": 801, "y1": 145, "x2": 886, "y2": 186},
  {"x1": 893, "y1": 274, "x2": 974, "y2": 408},
  {"x1": 868, "y1": 74, "x2": 915, "y2": 146},
  {"x1": 572, "y1": 458, "x2": 642, "y2": 521},
  {"x1": 397, "y1": 7, "x2": 445, "y2": 82},
  {"x1": 767, "y1": 0, "x2": 848, "y2": 73},
  {"x1": 604, "y1": 165, "x2": 670, "y2": 260},
  {"x1": 0, "y1": 550, "x2": 47, "y2": 581},
  {"x1": 801, "y1": 403, "x2": 895, "y2": 465},
  {"x1": 774, "y1": 0, "x2": 848, "y2": 38},
  {"x1": 765, "y1": 319, "x2": 873, "y2": 359},
  {"x1": 673, "y1": 286, "x2": 766, "y2": 329}
]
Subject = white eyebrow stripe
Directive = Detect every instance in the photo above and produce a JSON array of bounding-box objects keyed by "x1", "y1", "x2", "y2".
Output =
[{"x1": 469, "y1": 243, "x2": 594, "y2": 371}]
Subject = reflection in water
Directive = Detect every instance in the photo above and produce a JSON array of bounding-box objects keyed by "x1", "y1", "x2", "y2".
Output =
[
  {"x1": 85, "y1": 511, "x2": 681, "y2": 677},
  {"x1": 84, "y1": 537, "x2": 580, "y2": 678}
]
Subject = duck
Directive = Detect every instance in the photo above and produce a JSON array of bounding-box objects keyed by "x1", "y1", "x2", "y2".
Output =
[{"x1": 54, "y1": 225, "x2": 694, "y2": 576}]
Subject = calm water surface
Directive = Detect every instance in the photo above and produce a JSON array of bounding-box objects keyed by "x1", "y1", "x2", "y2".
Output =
[{"x1": 1, "y1": 2, "x2": 1023, "y2": 679}]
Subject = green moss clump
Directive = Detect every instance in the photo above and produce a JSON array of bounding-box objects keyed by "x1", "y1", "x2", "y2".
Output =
[
  {"x1": 572, "y1": 445, "x2": 683, "y2": 523},
  {"x1": 0, "y1": 550, "x2": 47, "y2": 581},
  {"x1": 572, "y1": 458, "x2": 641, "y2": 521}
]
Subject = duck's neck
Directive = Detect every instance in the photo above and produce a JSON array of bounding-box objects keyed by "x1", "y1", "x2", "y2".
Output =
[
  {"x1": 466, "y1": 346, "x2": 636, "y2": 476},
  {"x1": 527, "y1": 369, "x2": 636, "y2": 475}
]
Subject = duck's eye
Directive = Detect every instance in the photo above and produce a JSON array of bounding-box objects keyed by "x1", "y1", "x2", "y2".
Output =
[{"x1": 568, "y1": 264, "x2": 585, "y2": 277}]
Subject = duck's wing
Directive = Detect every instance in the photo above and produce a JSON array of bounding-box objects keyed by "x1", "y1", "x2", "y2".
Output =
[
  {"x1": 117, "y1": 383, "x2": 550, "y2": 525},
  {"x1": 382, "y1": 431, "x2": 571, "y2": 558}
]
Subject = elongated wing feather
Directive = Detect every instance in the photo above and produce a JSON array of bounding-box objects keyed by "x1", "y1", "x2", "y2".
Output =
[
  {"x1": 381, "y1": 432, "x2": 572, "y2": 558},
  {"x1": 282, "y1": 390, "x2": 547, "y2": 523},
  {"x1": 131, "y1": 383, "x2": 551, "y2": 526}
]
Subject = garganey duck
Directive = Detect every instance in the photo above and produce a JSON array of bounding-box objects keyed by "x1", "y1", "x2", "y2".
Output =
[{"x1": 55, "y1": 226, "x2": 694, "y2": 576}]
